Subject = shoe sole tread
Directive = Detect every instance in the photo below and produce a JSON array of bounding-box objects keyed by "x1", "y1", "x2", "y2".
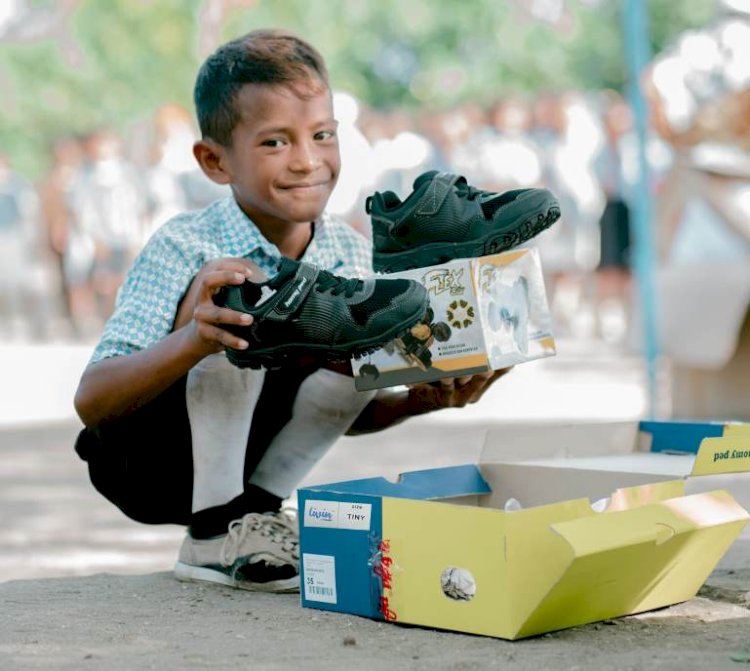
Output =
[
  {"x1": 174, "y1": 561, "x2": 300, "y2": 593},
  {"x1": 373, "y1": 205, "x2": 561, "y2": 273}
]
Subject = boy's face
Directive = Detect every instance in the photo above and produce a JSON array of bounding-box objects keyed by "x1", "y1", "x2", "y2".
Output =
[{"x1": 216, "y1": 82, "x2": 340, "y2": 231}]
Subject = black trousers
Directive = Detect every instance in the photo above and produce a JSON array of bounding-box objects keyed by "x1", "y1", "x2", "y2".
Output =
[{"x1": 74, "y1": 366, "x2": 317, "y2": 526}]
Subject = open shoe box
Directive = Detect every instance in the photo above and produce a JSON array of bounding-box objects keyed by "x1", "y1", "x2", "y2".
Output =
[
  {"x1": 298, "y1": 420, "x2": 750, "y2": 639},
  {"x1": 351, "y1": 247, "x2": 555, "y2": 391}
]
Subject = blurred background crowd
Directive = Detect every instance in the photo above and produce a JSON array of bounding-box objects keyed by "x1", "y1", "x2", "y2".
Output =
[{"x1": 1, "y1": 0, "x2": 750, "y2": 368}]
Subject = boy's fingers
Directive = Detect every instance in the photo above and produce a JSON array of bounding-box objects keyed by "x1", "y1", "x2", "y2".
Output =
[
  {"x1": 216, "y1": 306, "x2": 253, "y2": 326},
  {"x1": 195, "y1": 304, "x2": 253, "y2": 327},
  {"x1": 199, "y1": 271, "x2": 248, "y2": 301},
  {"x1": 225, "y1": 336, "x2": 249, "y2": 350},
  {"x1": 208, "y1": 257, "x2": 256, "y2": 276},
  {"x1": 447, "y1": 373, "x2": 490, "y2": 405},
  {"x1": 200, "y1": 323, "x2": 248, "y2": 350},
  {"x1": 213, "y1": 270, "x2": 248, "y2": 288}
]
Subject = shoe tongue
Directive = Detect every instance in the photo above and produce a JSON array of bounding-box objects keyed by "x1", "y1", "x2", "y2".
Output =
[
  {"x1": 413, "y1": 170, "x2": 440, "y2": 190},
  {"x1": 412, "y1": 170, "x2": 466, "y2": 191},
  {"x1": 268, "y1": 257, "x2": 300, "y2": 289}
]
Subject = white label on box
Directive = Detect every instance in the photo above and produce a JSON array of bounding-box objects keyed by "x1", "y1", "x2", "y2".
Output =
[
  {"x1": 303, "y1": 500, "x2": 372, "y2": 531},
  {"x1": 338, "y1": 502, "x2": 372, "y2": 530},
  {"x1": 303, "y1": 553, "x2": 337, "y2": 604}
]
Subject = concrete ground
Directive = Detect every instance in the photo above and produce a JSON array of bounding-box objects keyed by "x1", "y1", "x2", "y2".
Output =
[{"x1": 1, "y1": 339, "x2": 748, "y2": 670}]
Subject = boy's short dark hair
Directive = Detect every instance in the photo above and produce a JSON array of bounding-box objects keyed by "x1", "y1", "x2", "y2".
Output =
[{"x1": 194, "y1": 29, "x2": 330, "y2": 146}]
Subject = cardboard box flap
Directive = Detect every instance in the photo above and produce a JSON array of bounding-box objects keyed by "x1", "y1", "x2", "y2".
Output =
[
  {"x1": 515, "y1": 490, "x2": 749, "y2": 639},
  {"x1": 304, "y1": 464, "x2": 491, "y2": 500},
  {"x1": 606, "y1": 480, "x2": 687, "y2": 511},
  {"x1": 550, "y1": 504, "x2": 683, "y2": 558},
  {"x1": 640, "y1": 420, "x2": 726, "y2": 454},
  {"x1": 479, "y1": 460, "x2": 692, "y2": 510},
  {"x1": 691, "y1": 435, "x2": 750, "y2": 476},
  {"x1": 550, "y1": 490, "x2": 748, "y2": 557},
  {"x1": 480, "y1": 420, "x2": 639, "y2": 463},
  {"x1": 725, "y1": 423, "x2": 750, "y2": 435}
]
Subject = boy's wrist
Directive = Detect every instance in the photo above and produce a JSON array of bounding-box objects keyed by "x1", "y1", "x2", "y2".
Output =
[{"x1": 177, "y1": 322, "x2": 223, "y2": 367}]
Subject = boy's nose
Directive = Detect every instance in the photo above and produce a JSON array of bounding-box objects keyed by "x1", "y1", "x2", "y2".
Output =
[{"x1": 289, "y1": 141, "x2": 322, "y2": 172}]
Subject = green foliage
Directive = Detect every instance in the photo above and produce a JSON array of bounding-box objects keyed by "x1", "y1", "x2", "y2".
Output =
[{"x1": 0, "y1": 0, "x2": 718, "y2": 177}]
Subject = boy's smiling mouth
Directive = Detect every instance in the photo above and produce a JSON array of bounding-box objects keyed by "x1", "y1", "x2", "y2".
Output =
[{"x1": 279, "y1": 181, "x2": 330, "y2": 191}]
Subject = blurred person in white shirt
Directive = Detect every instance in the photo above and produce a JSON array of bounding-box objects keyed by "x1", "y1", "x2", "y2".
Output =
[
  {"x1": 479, "y1": 96, "x2": 543, "y2": 193},
  {"x1": 67, "y1": 130, "x2": 146, "y2": 334},
  {"x1": 0, "y1": 152, "x2": 41, "y2": 339},
  {"x1": 326, "y1": 91, "x2": 377, "y2": 236}
]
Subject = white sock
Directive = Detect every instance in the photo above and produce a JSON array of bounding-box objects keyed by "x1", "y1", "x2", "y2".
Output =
[
  {"x1": 186, "y1": 352, "x2": 266, "y2": 513},
  {"x1": 248, "y1": 368, "x2": 376, "y2": 497}
]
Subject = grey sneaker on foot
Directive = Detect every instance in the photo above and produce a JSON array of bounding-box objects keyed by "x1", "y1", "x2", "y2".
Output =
[{"x1": 174, "y1": 511, "x2": 300, "y2": 593}]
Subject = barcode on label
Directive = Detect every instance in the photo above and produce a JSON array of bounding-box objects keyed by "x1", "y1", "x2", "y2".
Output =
[
  {"x1": 303, "y1": 553, "x2": 337, "y2": 604},
  {"x1": 308, "y1": 586, "x2": 334, "y2": 596}
]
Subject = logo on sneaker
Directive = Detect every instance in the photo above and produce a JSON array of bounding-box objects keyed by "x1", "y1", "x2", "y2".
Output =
[
  {"x1": 282, "y1": 276, "x2": 309, "y2": 309},
  {"x1": 422, "y1": 268, "x2": 465, "y2": 297},
  {"x1": 477, "y1": 192, "x2": 503, "y2": 205},
  {"x1": 246, "y1": 321, "x2": 263, "y2": 343}
]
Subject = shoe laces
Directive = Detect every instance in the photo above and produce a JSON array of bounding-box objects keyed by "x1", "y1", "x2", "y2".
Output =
[
  {"x1": 454, "y1": 177, "x2": 485, "y2": 201},
  {"x1": 315, "y1": 270, "x2": 364, "y2": 298},
  {"x1": 220, "y1": 512, "x2": 300, "y2": 566}
]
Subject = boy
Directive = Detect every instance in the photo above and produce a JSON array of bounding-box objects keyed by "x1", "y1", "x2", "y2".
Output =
[{"x1": 73, "y1": 29, "x2": 509, "y2": 594}]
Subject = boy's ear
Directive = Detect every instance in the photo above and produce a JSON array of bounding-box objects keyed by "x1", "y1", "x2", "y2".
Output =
[{"x1": 193, "y1": 139, "x2": 231, "y2": 185}]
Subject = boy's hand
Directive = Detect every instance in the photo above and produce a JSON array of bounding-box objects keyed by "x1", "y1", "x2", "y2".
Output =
[
  {"x1": 406, "y1": 368, "x2": 513, "y2": 415},
  {"x1": 174, "y1": 257, "x2": 262, "y2": 354},
  {"x1": 346, "y1": 367, "x2": 514, "y2": 435}
]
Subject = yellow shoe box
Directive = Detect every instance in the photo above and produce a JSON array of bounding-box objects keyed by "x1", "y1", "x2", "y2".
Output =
[{"x1": 298, "y1": 420, "x2": 750, "y2": 639}]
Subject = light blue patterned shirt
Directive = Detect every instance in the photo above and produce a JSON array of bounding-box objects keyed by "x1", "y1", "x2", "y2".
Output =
[{"x1": 90, "y1": 196, "x2": 373, "y2": 363}]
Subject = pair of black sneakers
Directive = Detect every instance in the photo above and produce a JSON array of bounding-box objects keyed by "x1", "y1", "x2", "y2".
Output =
[{"x1": 217, "y1": 171, "x2": 560, "y2": 369}]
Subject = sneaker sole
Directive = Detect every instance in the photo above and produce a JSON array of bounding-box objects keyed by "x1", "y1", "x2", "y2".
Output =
[
  {"x1": 225, "y1": 293, "x2": 431, "y2": 370},
  {"x1": 373, "y1": 201, "x2": 561, "y2": 273},
  {"x1": 174, "y1": 561, "x2": 300, "y2": 594}
]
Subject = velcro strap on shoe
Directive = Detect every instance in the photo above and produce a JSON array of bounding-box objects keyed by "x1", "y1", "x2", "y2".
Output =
[
  {"x1": 415, "y1": 172, "x2": 461, "y2": 216},
  {"x1": 266, "y1": 262, "x2": 319, "y2": 321}
]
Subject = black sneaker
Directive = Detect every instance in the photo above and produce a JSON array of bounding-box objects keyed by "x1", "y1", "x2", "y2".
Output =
[
  {"x1": 367, "y1": 170, "x2": 561, "y2": 273},
  {"x1": 215, "y1": 258, "x2": 430, "y2": 369}
]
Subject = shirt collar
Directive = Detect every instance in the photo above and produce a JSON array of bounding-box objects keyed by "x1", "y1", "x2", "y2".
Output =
[
  {"x1": 218, "y1": 196, "x2": 281, "y2": 262},
  {"x1": 218, "y1": 196, "x2": 332, "y2": 264}
]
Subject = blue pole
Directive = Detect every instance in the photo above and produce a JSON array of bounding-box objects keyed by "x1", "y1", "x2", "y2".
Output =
[{"x1": 621, "y1": 0, "x2": 660, "y2": 418}]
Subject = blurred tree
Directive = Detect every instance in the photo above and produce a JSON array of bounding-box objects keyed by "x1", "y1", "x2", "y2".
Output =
[
  {"x1": 0, "y1": 0, "x2": 201, "y2": 176},
  {"x1": 0, "y1": 0, "x2": 715, "y2": 177}
]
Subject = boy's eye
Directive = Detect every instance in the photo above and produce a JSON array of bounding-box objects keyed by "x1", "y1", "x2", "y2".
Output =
[
  {"x1": 315, "y1": 130, "x2": 336, "y2": 141},
  {"x1": 262, "y1": 139, "x2": 285, "y2": 148}
]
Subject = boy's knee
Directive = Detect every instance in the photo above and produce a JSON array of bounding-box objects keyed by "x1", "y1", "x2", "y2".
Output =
[{"x1": 73, "y1": 379, "x2": 194, "y2": 526}]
